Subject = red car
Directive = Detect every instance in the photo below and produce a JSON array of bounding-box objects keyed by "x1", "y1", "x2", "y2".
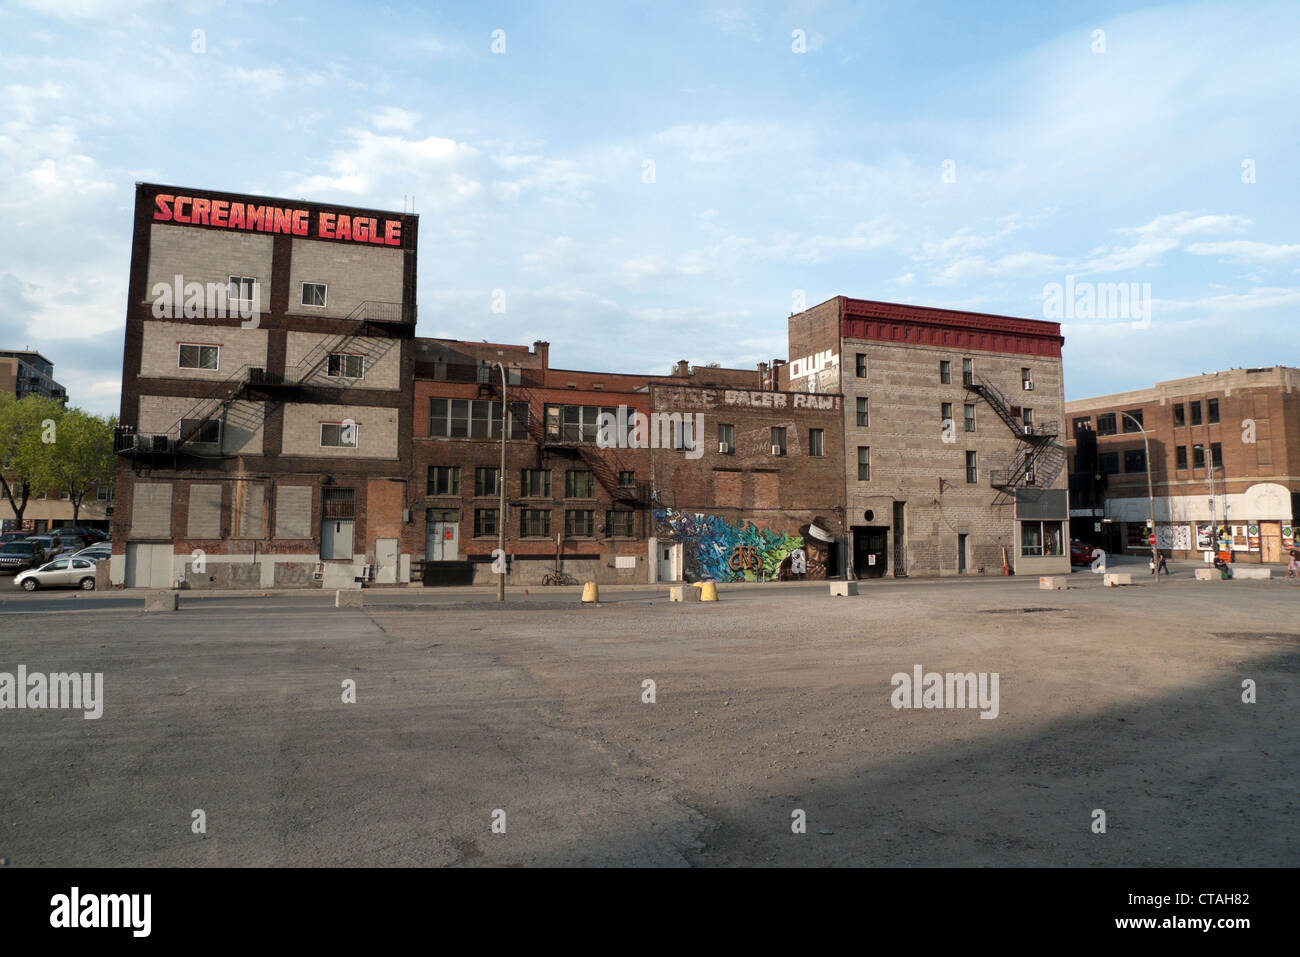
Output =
[{"x1": 1070, "y1": 539, "x2": 1098, "y2": 565}]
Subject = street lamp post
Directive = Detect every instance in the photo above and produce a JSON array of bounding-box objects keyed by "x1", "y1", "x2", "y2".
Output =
[
  {"x1": 1119, "y1": 411, "x2": 1158, "y2": 582},
  {"x1": 496, "y1": 362, "x2": 507, "y2": 602}
]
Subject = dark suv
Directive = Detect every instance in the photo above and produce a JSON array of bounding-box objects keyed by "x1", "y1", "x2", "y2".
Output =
[{"x1": 0, "y1": 541, "x2": 41, "y2": 575}]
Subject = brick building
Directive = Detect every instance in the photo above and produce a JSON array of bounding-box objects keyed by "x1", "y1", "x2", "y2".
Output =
[
  {"x1": 783, "y1": 297, "x2": 1070, "y2": 577},
  {"x1": 1066, "y1": 366, "x2": 1300, "y2": 563},
  {"x1": 110, "y1": 183, "x2": 418, "y2": 588},
  {"x1": 0, "y1": 349, "x2": 68, "y2": 403}
]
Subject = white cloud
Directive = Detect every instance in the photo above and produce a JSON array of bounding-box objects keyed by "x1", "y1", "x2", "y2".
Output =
[
  {"x1": 1185, "y1": 241, "x2": 1300, "y2": 265},
  {"x1": 373, "y1": 107, "x2": 418, "y2": 132},
  {"x1": 225, "y1": 67, "x2": 286, "y2": 97}
]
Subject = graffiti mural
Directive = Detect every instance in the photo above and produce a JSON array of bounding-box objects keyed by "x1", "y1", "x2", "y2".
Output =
[{"x1": 653, "y1": 509, "x2": 833, "y2": 582}]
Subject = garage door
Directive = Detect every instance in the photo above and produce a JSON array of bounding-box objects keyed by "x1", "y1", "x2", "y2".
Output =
[{"x1": 125, "y1": 543, "x2": 174, "y2": 588}]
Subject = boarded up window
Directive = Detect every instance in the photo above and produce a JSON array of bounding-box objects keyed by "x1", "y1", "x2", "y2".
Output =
[
  {"x1": 233, "y1": 482, "x2": 265, "y2": 539},
  {"x1": 275, "y1": 486, "x2": 314, "y2": 539},
  {"x1": 186, "y1": 484, "x2": 223, "y2": 538},
  {"x1": 1256, "y1": 439, "x2": 1272, "y2": 466},
  {"x1": 1253, "y1": 394, "x2": 1269, "y2": 418},
  {"x1": 753, "y1": 473, "x2": 779, "y2": 509},
  {"x1": 713, "y1": 471, "x2": 741, "y2": 504},
  {"x1": 130, "y1": 483, "x2": 173, "y2": 538}
]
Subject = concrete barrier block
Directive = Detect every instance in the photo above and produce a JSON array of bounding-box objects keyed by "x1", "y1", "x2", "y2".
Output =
[
  {"x1": 669, "y1": 585, "x2": 701, "y2": 602},
  {"x1": 829, "y1": 581, "x2": 859, "y2": 596},
  {"x1": 143, "y1": 590, "x2": 178, "y2": 612},
  {"x1": 1039, "y1": 577, "x2": 1066, "y2": 590},
  {"x1": 1104, "y1": 573, "x2": 1133, "y2": 587},
  {"x1": 1233, "y1": 566, "x2": 1272, "y2": 580},
  {"x1": 335, "y1": 589, "x2": 364, "y2": 608},
  {"x1": 1194, "y1": 568, "x2": 1215, "y2": 581}
]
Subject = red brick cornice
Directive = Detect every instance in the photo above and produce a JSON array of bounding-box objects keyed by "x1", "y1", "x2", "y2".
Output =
[{"x1": 840, "y1": 297, "x2": 1063, "y2": 358}]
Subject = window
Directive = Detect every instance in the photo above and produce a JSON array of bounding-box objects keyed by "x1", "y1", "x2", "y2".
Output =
[
  {"x1": 565, "y1": 509, "x2": 594, "y2": 537},
  {"x1": 1098, "y1": 452, "x2": 1119, "y2": 474},
  {"x1": 427, "y1": 466, "x2": 460, "y2": 495},
  {"x1": 476, "y1": 362, "x2": 491, "y2": 384},
  {"x1": 1122, "y1": 409, "x2": 1144, "y2": 432},
  {"x1": 962, "y1": 358, "x2": 973, "y2": 387},
  {"x1": 179, "y1": 418, "x2": 220, "y2": 444},
  {"x1": 942, "y1": 402, "x2": 953, "y2": 431},
  {"x1": 1022, "y1": 408, "x2": 1033, "y2": 428},
  {"x1": 856, "y1": 397, "x2": 869, "y2": 427},
  {"x1": 520, "y1": 469, "x2": 551, "y2": 498},
  {"x1": 607, "y1": 510, "x2": 635, "y2": 537},
  {"x1": 1207, "y1": 398, "x2": 1220, "y2": 424},
  {"x1": 565, "y1": 469, "x2": 595, "y2": 498},
  {"x1": 1072, "y1": 416, "x2": 1092, "y2": 434},
  {"x1": 964, "y1": 403, "x2": 976, "y2": 433},
  {"x1": 1211, "y1": 442, "x2": 1223, "y2": 468},
  {"x1": 939, "y1": 360, "x2": 951, "y2": 384},
  {"x1": 858, "y1": 446, "x2": 871, "y2": 481},
  {"x1": 1192, "y1": 444, "x2": 1206, "y2": 469},
  {"x1": 507, "y1": 367, "x2": 522, "y2": 386},
  {"x1": 717, "y1": 423, "x2": 734, "y2": 454},
  {"x1": 1021, "y1": 367, "x2": 1032, "y2": 389},
  {"x1": 228, "y1": 276, "x2": 257, "y2": 303},
  {"x1": 618, "y1": 470, "x2": 635, "y2": 486},
  {"x1": 178, "y1": 344, "x2": 219, "y2": 370},
  {"x1": 1173, "y1": 403, "x2": 1185, "y2": 427},
  {"x1": 474, "y1": 467, "x2": 499, "y2": 497},
  {"x1": 520, "y1": 509, "x2": 550, "y2": 537},
  {"x1": 965, "y1": 450, "x2": 977, "y2": 484},
  {"x1": 1124, "y1": 449, "x2": 1146, "y2": 473},
  {"x1": 301, "y1": 282, "x2": 327, "y2": 307},
  {"x1": 473, "y1": 508, "x2": 499, "y2": 537},
  {"x1": 1096, "y1": 413, "x2": 1117, "y2": 436},
  {"x1": 809, "y1": 428, "x2": 824, "y2": 457},
  {"x1": 855, "y1": 354, "x2": 867, "y2": 377},
  {"x1": 675, "y1": 417, "x2": 695, "y2": 453},
  {"x1": 546, "y1": 404, "x2": 609, "y2": 443},
  {"x1": 1176, "y1": 445, "x2": 1188, "y2": 470},
  {"x1": 320, "y1": 422, "x2": 358, "y2": 447},
  {"x1": 327, "y1": 353, "x2": 364, "y2": 378},
  {"x1": 96, "y1": 486, "x2": 110, "y2": 502},
  {"x1": 429, "y1": 398, "x2": 517, "y2": 439},
  {"x1": 1189, "y1": 401, "x2": 1202, "y2": 426},
  {"x1": 771, "y1": 427, "x2": 786, "y2": 456},
  {"x1": 1020, "y1": 521, "x2": 1064, "y2": 557}
]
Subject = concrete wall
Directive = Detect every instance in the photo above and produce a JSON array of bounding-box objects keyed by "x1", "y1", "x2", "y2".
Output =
[
  {"x1": 280, "y1": 403, "x2": 399, "y2": 459},
  {"x1": 285, "y1": 331, "x2": 401, "y2": 390},
  {"x1": 145, "y1": 226, "x2": 272, "y2": 314},
  {"x1": 138, "y1": 321, "x2": 269, "y2": 380},
  {"x1": 287, "y1": 238, "x2": 404, "y2": 320},
  {"x1": 136, "y1": 394, "x2": 265, "y2": 454}
]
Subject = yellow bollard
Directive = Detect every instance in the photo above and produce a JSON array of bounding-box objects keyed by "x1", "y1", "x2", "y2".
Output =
[
  {"x1": 698, "y1": 581, "x2": 718, "y2": 601},
  {"x1": 581, "y1": 581, "x2": 599, "y2": 603}
]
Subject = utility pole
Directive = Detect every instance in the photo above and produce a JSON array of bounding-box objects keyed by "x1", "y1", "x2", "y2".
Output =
[
  {"x1": 496, "y1": 362, "x2": 507, "y2": 602},
  {"x1": 1119, "y1": 411, "x2": 1158, "y2": 582}
]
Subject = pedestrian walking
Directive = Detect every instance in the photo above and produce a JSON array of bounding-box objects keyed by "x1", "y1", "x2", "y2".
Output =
[
  {"x1": 1286, "y1": 549, "x2": 1299, "y2": 580},
  {"x1": 1156, "y1": 551, "x2": 1169, "y2": 576}
]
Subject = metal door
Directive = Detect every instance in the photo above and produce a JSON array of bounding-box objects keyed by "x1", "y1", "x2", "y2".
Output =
[
  {"x1": 125, "y1": 543, "x2": 173, "y2": 587},
  {"x1": 957, "y1": 534, "x2": 968, "y2": 574},
  {"x1": 658, "y1": 543, "x2": 675, "y2": 581},
  {"x1": 425, "y1": 522, "x2": 459, "y2": 561},
  {"x1": 375, "y1": 537, "x2": 398, "y2": 583},
  {"x1": 322, "y1": 519, "x2": 354, "y2": 560}
]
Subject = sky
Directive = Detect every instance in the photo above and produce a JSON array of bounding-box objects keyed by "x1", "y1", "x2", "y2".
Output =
[{"x1": 1, "y1": 0, "x2": 1297, "y2": 416}]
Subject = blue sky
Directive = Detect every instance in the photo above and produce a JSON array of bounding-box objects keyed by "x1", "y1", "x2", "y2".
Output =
[{"x1": 2, "y1": 0, "x2": 1297, "y2": 415}]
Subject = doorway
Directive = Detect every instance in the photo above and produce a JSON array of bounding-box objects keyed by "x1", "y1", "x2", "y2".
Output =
[
  {"x1": 425, "y1": 508, "x2": 460, "y2": 561},
  {"x1": 375, "y1": 538, "x2": 398, "y2": 583},
  {"x1": 657, "y1": 542, "x2": 680, "y2": 582},
  {"x1": 892, "y1": 501, "x2": 907, "y2": 577},
  {"x1": 957, "y1": 533, "x2": 968, "y2": 574},
  {"x1": 852, "y1": 526, "x2": 889, "y2": 579},
  {"x1": 321, "y1": 488, "x2": 356, "y2": 560}
]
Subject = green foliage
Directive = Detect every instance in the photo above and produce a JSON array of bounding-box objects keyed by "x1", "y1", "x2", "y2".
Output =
[{"x1": 0, "y1": 396, "x2": 114, "y2": 522}]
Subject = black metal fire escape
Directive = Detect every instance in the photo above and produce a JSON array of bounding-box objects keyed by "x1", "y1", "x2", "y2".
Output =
[{"x1": 964, "y1": 372, "x2": 1067, "y2": 500}]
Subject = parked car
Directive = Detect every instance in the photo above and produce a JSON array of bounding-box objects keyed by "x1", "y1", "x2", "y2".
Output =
[
  {"x1": 72, "y1": 545, "x2": 111, "y2": 563},
  {"x1": 23, "y1": 535, "x2": 57, "y2": 561},
  {"x1": 1070, "y1": 539, "x2": 1098, "y2": 565},
  {"x1": 14, "y1": 556, "x2": 99, "y2": 591},
  {"x1": 59, "y1": 527, "x2": 108, "y2": 543},
  {"x1": 0, "y1": 531, "x2": 30, "y2": 544},
  {"x1": 0, "y1": 541, "x2": 43, "y2": 575}
]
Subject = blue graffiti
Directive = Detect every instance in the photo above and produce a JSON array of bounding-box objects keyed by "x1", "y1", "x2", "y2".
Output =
[{"x1": 653, "y1": 508, "x2": 805, "y2": 582}]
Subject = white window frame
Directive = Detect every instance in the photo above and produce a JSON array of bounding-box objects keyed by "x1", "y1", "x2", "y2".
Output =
[
  {"x1": 320, "y1": 421, "x2": 359, "y2": 448},
  {"x1": 180, "y1": 418, "x2": 222, "y2": 445},
  {"x1": 327, "y1": 353, "x2": 365, "y2": 379},
  {"x1": 228, "y1": 276, "x2": 257, "y2": 303},
  {"x1": 301, "y1": 282, "x2": 328, "y2": 308},
  {"x1": 178, "y1": 343, "x2": 220, "y2": 371}
]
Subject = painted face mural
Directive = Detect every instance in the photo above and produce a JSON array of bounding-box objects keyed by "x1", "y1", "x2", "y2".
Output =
[{"x1": 653, "y1": 509, "x2": 831, "y2": 582}]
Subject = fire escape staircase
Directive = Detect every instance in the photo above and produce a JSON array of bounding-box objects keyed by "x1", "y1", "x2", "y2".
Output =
[
  {"x1": 964, "y1": 373, "x2": 1066, "y2": 493},
  {"x1": 115, "y1": 302, "x2": 404, "y2": 460}
]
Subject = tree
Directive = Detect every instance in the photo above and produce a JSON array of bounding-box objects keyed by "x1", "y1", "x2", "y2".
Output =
[
  {"x1": 0, "y1": 394, "x2": 65, "y2": 529},
  {"x1": 37, "y1": 409, "x2": 116, "y2": 525}
]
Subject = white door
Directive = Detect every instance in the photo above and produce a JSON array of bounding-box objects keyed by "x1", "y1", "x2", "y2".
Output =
[
  {"x1": 658, "y1": 543, "x2": 676, "y2": 581},
  {"x1": 375, "y1": 538, "x2": 398, "y2": 583},
  {"x1": 426, "y1": 522, "x2": 459, "y2": 561},
  {"x1": 125, "y1": 543, "x2": 174, "y2": 587},
  {"x1": 322, "y1": 519, "x2": 354, "y2": 560}
]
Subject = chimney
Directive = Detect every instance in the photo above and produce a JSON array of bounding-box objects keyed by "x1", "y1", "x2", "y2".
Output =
[
  {"x1": 533, "y1": 340, "x2": 549, "y2": 371},
  {"x1": 757, "y1": 361, "x2": 769, "y2": 390},
  {"x1": 675, "y1": 359, "x2": 690, "y2": 377}
]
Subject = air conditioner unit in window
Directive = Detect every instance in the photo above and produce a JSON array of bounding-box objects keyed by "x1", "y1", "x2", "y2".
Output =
[
  {"x1": 718, "y1": 442, "x2": 730, "y2": 453},
  {"x1": 1025, "y1": 471, "x2": 1037, "y2": 485},
  {"x1": 771, "y1": 445, "x2": 783, "y2": 455},
  {"x1": 1024, "y1": 424, "x2": 1034, "y2": 436},
  {"x1": 1023, "y1": 380, "x2": 1034, "y2": 391}
]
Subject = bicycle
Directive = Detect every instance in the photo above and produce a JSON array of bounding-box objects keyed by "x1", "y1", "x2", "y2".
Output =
[{"x1": 541, "y1": 570, "x2": 580, "y2": 586}]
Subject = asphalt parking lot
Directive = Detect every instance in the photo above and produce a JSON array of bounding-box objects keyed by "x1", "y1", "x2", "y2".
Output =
[{"x1": 1, "y1": 567, "x2": 1296, "y2": 866}]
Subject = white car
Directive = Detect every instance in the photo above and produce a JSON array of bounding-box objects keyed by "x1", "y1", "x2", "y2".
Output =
[
  {"x1": 14, "y1": 556, "x2": 99, "y2": 591},
  {"x1": 72, "y1": 546, "x2": 111, "y2": 562}
]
